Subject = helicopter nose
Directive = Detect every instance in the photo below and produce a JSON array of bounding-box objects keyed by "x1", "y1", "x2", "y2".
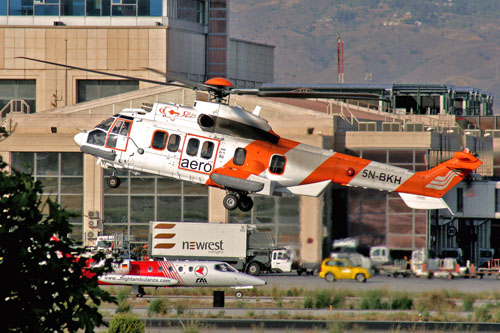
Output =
[{"x1": 73, "y1": 132, "x2": 85, "y2": 147}]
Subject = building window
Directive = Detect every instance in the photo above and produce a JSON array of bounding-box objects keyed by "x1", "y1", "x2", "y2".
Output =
[
  {"x1": 77, "y1": 80, "x2": 139, "y2": 103},
  {"x1": 10, "y1": 152, "x2": 84, "y2": 228},
  {"x1": 229, "y1": 196, "x2": 300, "y2": 246},
  {"x1": 457, "y1": 187, "x2": 464, "y2": 213},
  {"x1": 0, "y1": 80, "x2": 36, "y2": 117},
  {"x1": 103, "y1": 170, "x2": 209, "y2": 247}
]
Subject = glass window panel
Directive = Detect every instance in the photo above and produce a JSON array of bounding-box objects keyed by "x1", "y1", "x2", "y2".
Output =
[
  {"x1": 277, "y1": 225, "x2": 300, "y2": 246},
  {"x1": 183, "y1": 181, "x2": 207, "y2": 195},
  {"x1": 388, "y1": 150, "x2": 413, "y2": 164},
  {"x1": 40, "y1": 194, "x2": 58, "y2": 216},
  {"x1": 414, "y1": 214, "x2": 427, "y2": 234},
  {"x1": 61, "y1": 0, "x2": 85, "y2": 15},
  {"x1": 35, "y1": 4, "x2": 60, "y2": 15},
  {"x1": 228, "y1": 208, "x2": 251, "y2": 224},
  {"x1": 130, "y1": 195, "x2": 154, "y2": 222},
  {"x1": 36, "y1": 152, "x2": 59, "y2": 176},
  {"x1": 104, "y1": 177, "x2": 129, "y2": 194},
  {"x1": 138, "y1": 0, "x2": 161, "y2": 16},
  {"x1": 130, "y1": 224, "x2": 149, "y2": 243},
  {"x1": 112, "y1": 4, "x2": 136, "y2": 15},
  {"x1": 130, "y1": 177, "x2": 154, "y2": 194},
  {"x1": 69, "y1": 225, "x2": 83, "y2": 245},
  {"x1": 157, "y1": 196, "x2": 182, "y2": 221},
  {"x1": 386, "y1": 235, "x2": 413, "y2": 249},
  {"x1": 61, "y1": 152, "x2": 83, "y2": 176},
  {"x1": 415, "y1": 151, "x2": 426, "y2": 164},
  {"x1": 0, "y1": 0, "x2": 7, "y2": 14},
  {"x1": 388, "y1": 214, "x2": 413, "y2": 234},
  {"x1": 61, "y1": 177, "x2": 83, "y2": 194},
  {"x1": 278, "y1": 197, "x2": 299, "y2": 224},
  {"x1": 103, "y1": 196, "x2": 128, "y2": 223},
  {"x1": 9, "y1": 0, "x2": 33, "y2": 15},
  {"x1": 388, "y1": 197, "x2": 412, "y2": 214},
  {"x1": 157, "y1": 178, "x2": 181, "y2": 194},
  {"x1": 17, "y1": 80, "x2": 36, "y2": 98},
  {"x1": 11, "y1": 152, "x2": 34, "y2": 174},
  {"x1": 254, "y1": 197, "x2": 275, "y2": 224},
  {"x1": 38, "y1": 177, "x2": 58, "y2": 193},
  {"x1": 183, "y1": 196, "x2": 208, "y2": 221},
  {"x1": 362, "y1": 150, "x2": 387, "y2": 163},
  {"x1": 60, "y1": 195, "x2": 83, "y2": 222}
]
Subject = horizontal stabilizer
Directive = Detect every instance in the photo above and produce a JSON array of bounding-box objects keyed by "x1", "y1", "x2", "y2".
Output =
[
  {"x1": 399, "y1": 193, "x2": 453, "y2": 214},
  {"x1": 276, "y1": 180, "x2": 331, "y2": 197}
]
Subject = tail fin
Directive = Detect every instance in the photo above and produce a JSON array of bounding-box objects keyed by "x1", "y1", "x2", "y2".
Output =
[{"x1": 396, "y1": 149, "x2": 481, "y2": 209}]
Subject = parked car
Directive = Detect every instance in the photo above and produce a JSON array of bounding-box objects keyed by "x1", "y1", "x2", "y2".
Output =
[{"x1": 319, "y1": 258, "x2": 371, "y2": 282}]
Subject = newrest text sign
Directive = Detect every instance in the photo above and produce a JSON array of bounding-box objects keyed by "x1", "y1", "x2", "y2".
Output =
[{"x1": 151, "y1": 222, "x2": 247, "y2": 258}]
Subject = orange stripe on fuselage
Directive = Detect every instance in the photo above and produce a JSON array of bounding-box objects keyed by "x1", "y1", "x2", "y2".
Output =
[
  {"x1": 206, "y1": 137, "x2": 300, "y2": 186},
  {"x1": 300, "y1": 152, "x2": 371, "y2": 186}
]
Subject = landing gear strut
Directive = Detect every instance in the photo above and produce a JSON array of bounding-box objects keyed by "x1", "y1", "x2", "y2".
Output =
[{"x1": 223, "y1": 191, "x2": 254, "y2": 212}]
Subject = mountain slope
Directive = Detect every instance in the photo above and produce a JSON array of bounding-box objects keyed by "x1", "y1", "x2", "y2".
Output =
[{"x1": 230, "y1": 0, "x2": 500, "y2": 100}]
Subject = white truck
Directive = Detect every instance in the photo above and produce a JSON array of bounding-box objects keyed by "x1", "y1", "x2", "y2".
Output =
[
  {"x1": 369, "y1": 246, "x2": 413, "y2": 277},
  {"x1": 148, "y1": 221, "x2": 317, "y2": 276}
]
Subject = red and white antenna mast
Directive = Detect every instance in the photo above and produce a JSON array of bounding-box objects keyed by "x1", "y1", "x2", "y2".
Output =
[{"x1": 337, "y1": 35, "x2": 344, "y2": 84}]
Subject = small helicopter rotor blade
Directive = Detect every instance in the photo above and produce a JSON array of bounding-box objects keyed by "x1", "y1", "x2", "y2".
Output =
[
  {"x1": 17, "y1": 56, "x2": 187, "y2": 88},
  {"x1": 231, "y1": 88, "x2": 388, "y2": 101}
]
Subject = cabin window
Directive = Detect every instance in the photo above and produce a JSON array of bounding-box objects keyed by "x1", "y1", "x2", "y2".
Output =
[
  {"x1": 201, "y1": 141, "x2": 215, "y2": 159},
  {"x1": 148, "y1": 266, "x2": 153, "y2": 272},
  {"x1": 152, "y1": 130, "x2": 168, "y2": 150},
  {"x1": 178, "y1": 266, "x2": 183, "y2": 272},
  {"x1": 186, "y1": 138, "x2": 200, "y2": 156},
  {"x1": 233, "y1": 148, "x2": 246, "y2": 166},
  {"x1": 189, "y1": 266, "x2": 193, "y2": 272},
  {"x1": 167, "y1": 134, "x2": 181, "y2": 152},
  {"x1": 168, "y1": 266, "x2": 174, "y2": 272},
  {"x1": 269, "y1": 155, "x2": 286, "y2": 174},
  {"x1": 158, "y1": 266, "x2": 163, "y2": 272},
  {"x1": 86, "y1": 129, "x2": 106, "y2": 146}
]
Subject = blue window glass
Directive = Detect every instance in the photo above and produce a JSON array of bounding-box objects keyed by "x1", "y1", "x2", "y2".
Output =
[
  {"x1": 35, "y1": 4, "x2": 59, "y2": 15},
  {"x1": 111, "y1": 4, "x2": 135, "y2": 16},
  {"x1": 9, "y1": 0, "x2": 33, "y2": 15},
  {"x1": 86, "y1": 0, "x2": 110, "y2": 16},
  {"x1": 138, "y1": 0, "x2": 160, "y2": 16},
  {"x1": 0, "y1": 0, "x2": 8, "y2": 14},
  {"x1": 61, "y1": 0, "x2": 84, "y2": 15}
]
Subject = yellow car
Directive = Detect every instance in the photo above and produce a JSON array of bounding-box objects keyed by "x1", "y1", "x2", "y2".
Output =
[{"x1": 319, "y1": 258, "x2": 371, "y2": 282}]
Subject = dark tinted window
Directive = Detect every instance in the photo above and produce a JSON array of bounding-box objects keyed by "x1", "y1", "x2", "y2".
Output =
[
  {"x1": 233, "y1": 148, "x2": 246, "y2": 166},
  {"x1": 152, "y1": 131, "x2": 168, "y2": 150},
  {"x1": 167, "y1": 134, "x2": 181, "y2": 152},
  {"x1": 269, "y1": 155, "x2": 286, "y2": 174},
  {"x1": 186, "y1": 138, "x2": 199, "y2": 156},
  {"x1": 201, "y1": 141, "x2": 214, "y2": 159}
]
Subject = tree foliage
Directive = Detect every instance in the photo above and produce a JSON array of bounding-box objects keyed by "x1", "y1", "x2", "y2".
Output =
[{"x1": 0, "y1": 158, "x2": 116, "y2": 332}]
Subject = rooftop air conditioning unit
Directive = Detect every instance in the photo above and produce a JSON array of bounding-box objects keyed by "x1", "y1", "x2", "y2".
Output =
[
  {"x1": 358, "y1": 122, "x2": 376, "y2": 131},
  {"x1": 88, "y1": 211, "x2": 99, "y2": 219},
  {"x1": 382, "y1": 122, "x2": 400, "y2": 132},
  {"x1": 87, "y1": 231, "x2": 95, "y2": 239}
]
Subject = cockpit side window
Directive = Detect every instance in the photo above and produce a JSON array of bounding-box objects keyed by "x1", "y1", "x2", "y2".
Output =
[
  {"x1": 214, "y1": 263, "x2": 236, "y2": 272},
  {"x1": 233, "y1": 148, "x2": 246, "y2": 166},
  {"x1": 87, "y1": 129, "x2": 106, "y2": 146},
  {"x1": 111, "y1": 120, "x2": 131, "y2": 136},
  {"x1": 167, "y1": 134, "x2": 181, "y2": 152}
]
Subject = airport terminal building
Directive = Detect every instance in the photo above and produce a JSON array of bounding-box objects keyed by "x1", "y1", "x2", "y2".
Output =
[{"x1": 0, "y1": 0, "x2": 498, "y2": 267}]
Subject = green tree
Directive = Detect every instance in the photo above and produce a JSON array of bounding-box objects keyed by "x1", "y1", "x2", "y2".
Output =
[{"x1": 0, "y1": 158, "x2": 116, "y2": 332}]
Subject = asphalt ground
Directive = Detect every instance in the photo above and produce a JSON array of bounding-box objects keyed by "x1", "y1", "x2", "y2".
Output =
[{"x1": 259, "y1": 272, "x2": 500, "y2": 294}]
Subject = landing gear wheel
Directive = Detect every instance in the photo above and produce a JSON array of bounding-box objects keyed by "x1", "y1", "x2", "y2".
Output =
[
  {"x1": 223, "y1": 193, "x2": 239, "y2": 210},
  {"x1": 107, "y1": 176, "x2": 121, "y2": 188},
  {"x1": 238, "y1": 195, "x2": 254, "y2": 212},
  {"x1": 235, "y1": 291, "x2": 243, "y2": 298}
]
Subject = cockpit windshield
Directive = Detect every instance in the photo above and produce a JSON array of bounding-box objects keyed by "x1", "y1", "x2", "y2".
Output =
[
  {"x1": 86, "y1": 129, "x2": 107, "y2": 146},
  {"x1": 214, "y1": 263, "x2": 237, "y2": 272},
  {"x1": 96, "y1": 117, "x2": 116, "y2": 131}
]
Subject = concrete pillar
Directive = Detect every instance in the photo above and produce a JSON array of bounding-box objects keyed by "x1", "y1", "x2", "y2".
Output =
[
  {"x1": 299, "y1": 196, "x2": 324, "y2": 264},
  {"x1": 208, "y1": 187, "x2": 228, "y2": 223},
  {"x1": 83, "y1": 154, "x2": 103, "y2": 246}
]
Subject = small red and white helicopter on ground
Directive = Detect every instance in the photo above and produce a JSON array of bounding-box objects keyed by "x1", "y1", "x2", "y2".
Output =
[
  {"x1": 22, "y1": 57, "x2": 482, "y2": 212},
  {"x1": 97, "y1": 259, "x2": 266, "y2": 297}
]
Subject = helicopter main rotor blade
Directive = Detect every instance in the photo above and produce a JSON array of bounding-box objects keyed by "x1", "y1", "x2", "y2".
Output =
[
  {"x1": 142, "y1": 67, "x2": 213, "y2": 91},
  {"x1": 17, "y1": 56, "x2": 187, "y2": 88}
]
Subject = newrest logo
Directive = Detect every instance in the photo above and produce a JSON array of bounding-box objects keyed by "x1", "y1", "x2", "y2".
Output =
[
  {"x1": 425, "y1": 169, "x2": 461, "y2": 190},
  {"x1": 182, "y1": 240, "x2": 224, "y2": 251}
]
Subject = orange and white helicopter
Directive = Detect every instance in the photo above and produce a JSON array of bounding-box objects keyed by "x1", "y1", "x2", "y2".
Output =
[{"x1": 22, "y1": 57, "x2": 482, "y2": 212}]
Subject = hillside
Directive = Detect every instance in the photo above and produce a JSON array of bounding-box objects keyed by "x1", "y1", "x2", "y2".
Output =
[{"x1": 230, "y1": 0, "x2": 500, "y2": 103}]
